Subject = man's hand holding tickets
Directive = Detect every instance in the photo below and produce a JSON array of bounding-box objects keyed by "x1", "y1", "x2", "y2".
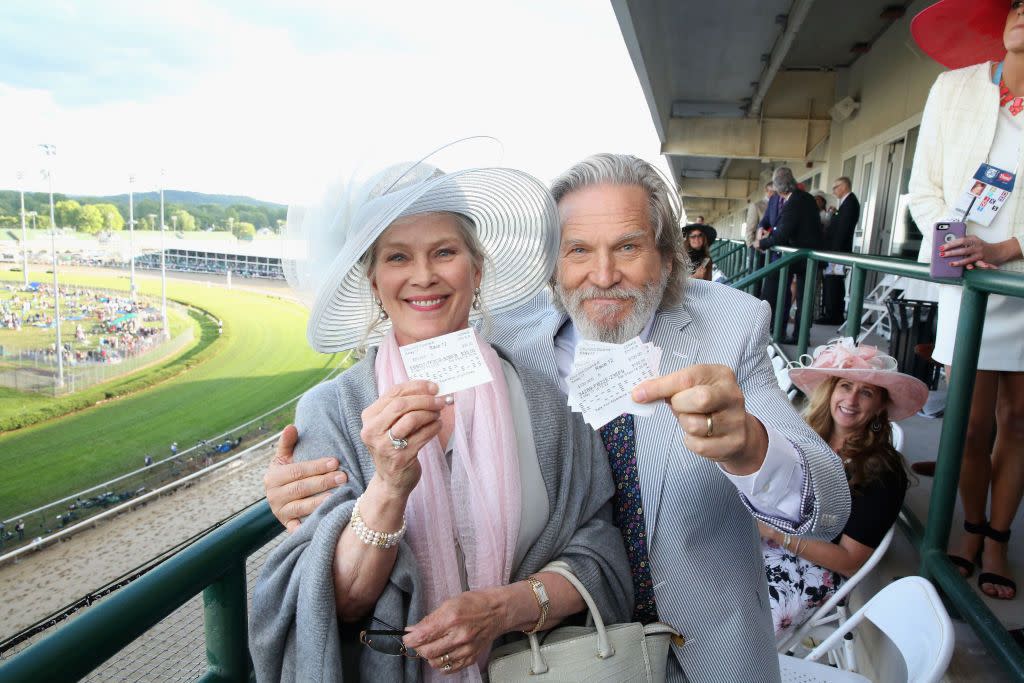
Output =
[{"x1": 632, "y1": 364, "x2": 769, "y2": 475}]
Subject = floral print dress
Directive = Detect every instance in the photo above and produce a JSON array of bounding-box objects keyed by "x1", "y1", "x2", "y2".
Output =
[
  {"x1": 762, "y1": 538, "x2": 842, "y2": 642},
  {"x1": 762, "y1": 464, "x2": 907, "y2": 642}
]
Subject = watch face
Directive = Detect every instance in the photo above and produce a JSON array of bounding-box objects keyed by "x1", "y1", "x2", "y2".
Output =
[{"x1": 535, "y1": 582, "x2": 549, "y2": 604}]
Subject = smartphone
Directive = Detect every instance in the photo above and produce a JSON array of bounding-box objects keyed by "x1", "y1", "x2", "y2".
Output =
[{"x1": 930, "y1": 222, "x2": 966, "y2": 278}]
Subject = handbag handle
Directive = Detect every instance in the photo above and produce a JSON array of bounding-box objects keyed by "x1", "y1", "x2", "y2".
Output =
[{"x1": 525, "y1": 560, "x2": 614, "y2": 674}]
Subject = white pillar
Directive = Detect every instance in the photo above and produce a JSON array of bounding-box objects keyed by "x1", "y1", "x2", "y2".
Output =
[
  {"x1": 159, "y1": 171, "x2": 168, "y2": 338},
  {"x1": 128, "y1": 174, "x2": 136, "y2": 298},
  {"x1": 17, "y1": 172, "x2": 28, "y2": 288},
  {"x1": 41, "y1": 144, "x2": 63, "y2": 389}
]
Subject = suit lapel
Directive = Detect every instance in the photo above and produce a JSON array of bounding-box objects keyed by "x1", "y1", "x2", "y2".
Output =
[{"x1": 635, "y1": 300, "x2": 706, "y2": 540}]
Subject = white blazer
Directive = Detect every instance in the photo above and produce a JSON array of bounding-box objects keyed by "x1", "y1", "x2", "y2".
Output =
[{"x1": 909, "y1": 61, "x2": 1024, "y2": 273}]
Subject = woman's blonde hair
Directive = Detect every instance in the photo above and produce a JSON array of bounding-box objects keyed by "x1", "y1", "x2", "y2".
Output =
[
  {"x1": 355, "y1": 212, "x2": 487, "y2": 354},
  {"x1": 803, "y1": 376, "x2": 907, "y2": 490}
]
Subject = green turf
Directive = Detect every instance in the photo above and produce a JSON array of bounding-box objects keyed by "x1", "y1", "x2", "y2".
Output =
[{"x1": 0, "y1": 268, "x2": 340, "y2": 520}]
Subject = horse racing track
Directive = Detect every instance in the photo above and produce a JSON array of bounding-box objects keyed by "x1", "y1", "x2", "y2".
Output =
[{"x1": 0, "y1": 268, "x2": 343, "y2": 530}]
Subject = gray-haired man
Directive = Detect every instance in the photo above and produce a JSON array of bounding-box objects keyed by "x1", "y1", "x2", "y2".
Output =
[
  {"x1": 754, "y1": 167, "x2": 824, "y2": 343},
  {"x1": 265, "y1": 154, "x2": 849, "y2": 682}
]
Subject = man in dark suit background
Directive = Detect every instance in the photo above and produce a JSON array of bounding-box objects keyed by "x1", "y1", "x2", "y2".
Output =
[
  {"x1": 817, "y1": 176, "x2": 860, "y2": 325},
  {"x1": 755, "y1": 166, "x2": 823, "y2": 344}
]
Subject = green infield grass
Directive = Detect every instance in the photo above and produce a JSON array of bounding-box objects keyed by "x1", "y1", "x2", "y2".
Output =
[{"x1": 0, "y1": 268, "x2": 340, "y2": 520}]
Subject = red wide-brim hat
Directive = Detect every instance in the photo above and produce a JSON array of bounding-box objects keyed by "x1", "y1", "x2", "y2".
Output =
[{"x1": 912, "y1": 0, "x2": 1007, "y2": 69}]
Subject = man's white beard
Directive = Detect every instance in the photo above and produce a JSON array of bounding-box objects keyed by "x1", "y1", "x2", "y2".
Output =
[{"x1": 553, "y1": 267, "x2": 670, "y2": 343}]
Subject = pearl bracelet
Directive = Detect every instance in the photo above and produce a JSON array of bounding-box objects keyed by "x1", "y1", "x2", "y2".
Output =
[{"x1": 350, "y1": 494, "x2": 406, "y2": 550}]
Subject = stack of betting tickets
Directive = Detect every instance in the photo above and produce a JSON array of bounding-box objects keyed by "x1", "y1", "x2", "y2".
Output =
[{"x1": 568, "y1": 337, "x2": 662, "y2": 429}]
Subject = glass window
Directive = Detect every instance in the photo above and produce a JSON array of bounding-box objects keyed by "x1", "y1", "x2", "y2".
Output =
[
  {"x1": 854, "y1": 160, "x2": 873, "y2": 253},
  {"x1": 842, "y1": 156, "x2": 857, "y2": 186},
  {"x1": 893, "y1": 125, "x2": 922, "y2": 258}
]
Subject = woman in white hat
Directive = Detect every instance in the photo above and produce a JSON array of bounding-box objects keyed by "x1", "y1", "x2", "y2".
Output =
[
  {"x1": 249, "y1": 161, "x2": 631, "y2": 682},
  {"x1": 757, "y1": 339, "x2": 928, "y2": 641}
]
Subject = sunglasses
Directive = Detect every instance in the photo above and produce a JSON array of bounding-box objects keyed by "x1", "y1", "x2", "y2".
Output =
[{"x1": 359, "y1": 616, "x2": 421, "y2": 658}]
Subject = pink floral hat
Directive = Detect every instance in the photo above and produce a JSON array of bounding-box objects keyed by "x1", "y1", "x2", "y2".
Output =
[{"x1": 787, "y1": 338, "x2": 930, "y2": 421}]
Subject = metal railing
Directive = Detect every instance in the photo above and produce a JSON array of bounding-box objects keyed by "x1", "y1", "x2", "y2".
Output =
[
  {"x1": 2, "y1": 245, "x2": 1023, "y2": 680},
  {"x1": 0, "y1": 501, "x2": 279, "y2": 682},
  {"x1": 720, "y1": 240, "x2": 1024, "y2": 679}
]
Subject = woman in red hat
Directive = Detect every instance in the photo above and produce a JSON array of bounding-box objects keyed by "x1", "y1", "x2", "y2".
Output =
[{"x1": 908, "y1": 0, "x2": 1024, "y2": 600}]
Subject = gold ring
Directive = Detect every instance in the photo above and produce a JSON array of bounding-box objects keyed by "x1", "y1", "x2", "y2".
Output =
[
  {"x1": 441, "y1": 653, "x2": 450, "y2": 665},
  {"x1": 705, "y1": 414, "x2": 714, "y2": 438}
]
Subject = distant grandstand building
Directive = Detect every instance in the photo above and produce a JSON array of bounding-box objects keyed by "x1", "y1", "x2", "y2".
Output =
[
  {"x1": 133, "y1": 247, "x2": 283, "y2": 279},
  {"x1": 1, "y1": 230, "x2": 285, "y2": 279}
]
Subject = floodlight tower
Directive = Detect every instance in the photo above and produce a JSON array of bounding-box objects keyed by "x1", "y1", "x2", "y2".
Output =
[
  {"x1": 17, "y1": 171, "x2": 28, "y2": 287},
  {"x1": 159, "y1": 169, "x2": 168, "y2": 337},
  {"x1": 40, "y1": 143, "x2": 63, "y2": 389},
  {"x1": 128, "y1": 174, "x2": 137, "y2": 297}
]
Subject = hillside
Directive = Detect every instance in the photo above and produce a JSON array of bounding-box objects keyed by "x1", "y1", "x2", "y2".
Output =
[{"x1": 0, "y1": 189, "x2": 283, "y2": 211}]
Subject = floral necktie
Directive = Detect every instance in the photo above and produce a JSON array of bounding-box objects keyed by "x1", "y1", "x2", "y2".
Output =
[{"x1": 600, "y1": 413, "x2": 658, "y2": 623}]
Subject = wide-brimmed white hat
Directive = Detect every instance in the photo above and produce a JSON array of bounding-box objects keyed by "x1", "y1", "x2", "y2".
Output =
[
  {"x1": 787, "y1": 338, "x2": 929, "y2": 421},
  {"x1": 284, "y1": 160, "x2": 558, "y2": 352}
]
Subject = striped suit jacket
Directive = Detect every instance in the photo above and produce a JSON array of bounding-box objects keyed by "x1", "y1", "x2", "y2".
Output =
[{"x1": 487, "y1": 279, "x2": 850, "y2": 683}]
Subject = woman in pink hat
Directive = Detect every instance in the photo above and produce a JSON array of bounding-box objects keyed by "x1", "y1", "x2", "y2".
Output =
[
  {"x1": 907, "y1": 0, "x2": 1024, "y2": 600},
  {"x1": 757, "y1": 340, "x2": 928, "y2": 640}
]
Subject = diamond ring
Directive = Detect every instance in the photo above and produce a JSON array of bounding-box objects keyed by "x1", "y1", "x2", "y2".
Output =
[{"x1": 387, "y1": 427, "x2": 408, "y2": 450}]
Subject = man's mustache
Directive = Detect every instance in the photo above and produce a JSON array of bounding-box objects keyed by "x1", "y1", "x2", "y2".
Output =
[{"x1": 568, "y1": 287, "x2": 641, "y2": 302}]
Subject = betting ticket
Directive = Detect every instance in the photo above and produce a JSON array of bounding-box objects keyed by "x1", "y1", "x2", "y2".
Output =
[
  {"x1": 567, "y1": 337, "x2": 662, "y2": 429},
  {"x1": 398, "y1": 328, "x2": 493, "y2": 395}
]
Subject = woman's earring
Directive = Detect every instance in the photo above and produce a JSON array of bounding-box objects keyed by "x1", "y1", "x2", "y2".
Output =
[
  {"x1": 376, "y1": 299, "x2": 388, "y2": 321},
  {"x1": 472, "y1": 287, "x2": 482, "y2": 311},
  {"x1": 870, "y1": 418, "x2": 882, "y2": 433}
]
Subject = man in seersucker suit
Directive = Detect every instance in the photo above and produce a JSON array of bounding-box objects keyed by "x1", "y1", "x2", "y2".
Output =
[
  {"x1": 482, "y1": 154, "x2": 848, "y2": 683},
  {"x1": 264, "y1": 153, "x2": 850, "y2": 683}
]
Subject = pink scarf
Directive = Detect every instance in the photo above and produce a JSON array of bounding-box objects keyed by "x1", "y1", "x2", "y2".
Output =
[{"x1": 375, "y1": 329, "x2": 521, "y2": 682}]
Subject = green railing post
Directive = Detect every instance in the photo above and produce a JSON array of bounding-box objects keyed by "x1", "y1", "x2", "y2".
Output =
[
  {"x1": 921, "y1": 283, "x2": 987, "y2": 575},
  {"x1": 773, "y1": 262, "x2": 789, "y2": 342},
  {"x1": 749, "y1": 250, "x2": 763, "y2": 296},
  {"x1": 798, "y1": 255, "x2": 816, "y2": 357},
  {"x1": 844, "y1": 265, "x2": 866, "y2": 339},
  {"x1": 202, "y1": 562, "x2": 250, "y2": 683}
]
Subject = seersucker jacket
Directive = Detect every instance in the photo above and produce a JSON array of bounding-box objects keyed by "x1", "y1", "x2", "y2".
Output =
[
  {"x1": 909, "y1": 61, "x2": 1024, "y2": 272},
  {"x1": 487, "y1": 280, "x2": 850, "y2": 683}
]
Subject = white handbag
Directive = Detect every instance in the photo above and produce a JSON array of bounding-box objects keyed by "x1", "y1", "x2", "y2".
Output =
[{"x1": 487, "y1": 561, "x2": 680, "y2": 683}]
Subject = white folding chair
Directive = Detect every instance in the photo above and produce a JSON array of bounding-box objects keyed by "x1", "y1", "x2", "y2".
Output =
[
  {"x1": 779, "y1": 576, "x2": 954, "y2": 683},
  {"x1": 890, "y1": 422, "x2": 904, "y2": 452},
  {"x1": 776, "y1": 526, "x2": 896, "y2": 672}
]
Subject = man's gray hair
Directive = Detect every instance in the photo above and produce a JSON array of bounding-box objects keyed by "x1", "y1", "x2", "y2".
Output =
[
  {"x1": 772, "y1": 166, "x2": 797, "y2": 195},
  {"x1": 549, "y1": 153, "x2": 688, "y2": 309}
]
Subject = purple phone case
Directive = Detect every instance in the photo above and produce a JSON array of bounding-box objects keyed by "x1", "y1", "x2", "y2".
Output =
[{"x1": 930, "y1": 222, "x2": 966, "y2": 278}]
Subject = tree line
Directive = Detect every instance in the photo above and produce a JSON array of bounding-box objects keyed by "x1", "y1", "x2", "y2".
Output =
[{"x1": 0, "y1": 191, "x2": 286, "y2": 241}]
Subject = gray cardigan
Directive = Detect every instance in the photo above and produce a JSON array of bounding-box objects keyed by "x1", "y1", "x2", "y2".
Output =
[{"x1": 249, "y1": 349, "x2": 633, "y2": 682}]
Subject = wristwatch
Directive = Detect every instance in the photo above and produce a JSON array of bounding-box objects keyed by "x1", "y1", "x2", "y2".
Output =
[{"x1": 524, "y1": 576, "x2": 550, "y2": 634}]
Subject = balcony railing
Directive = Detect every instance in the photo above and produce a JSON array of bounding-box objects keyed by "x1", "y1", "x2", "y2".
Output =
[
  {"x1": 2, "y1": 243, "x2": 1023, "y2": 680},
  {"x1": 712, "y1": 239, "x2": 1024, "y2": 680}
]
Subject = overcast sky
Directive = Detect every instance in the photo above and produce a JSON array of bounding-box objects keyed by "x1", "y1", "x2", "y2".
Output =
[{"x1": 0, "y1": 0, "x2": 670, "y2": 205}]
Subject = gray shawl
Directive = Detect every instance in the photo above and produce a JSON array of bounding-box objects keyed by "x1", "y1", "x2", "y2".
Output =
[{"x1": 249, "y1": 348, "x2": 633, "y2": 682}]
